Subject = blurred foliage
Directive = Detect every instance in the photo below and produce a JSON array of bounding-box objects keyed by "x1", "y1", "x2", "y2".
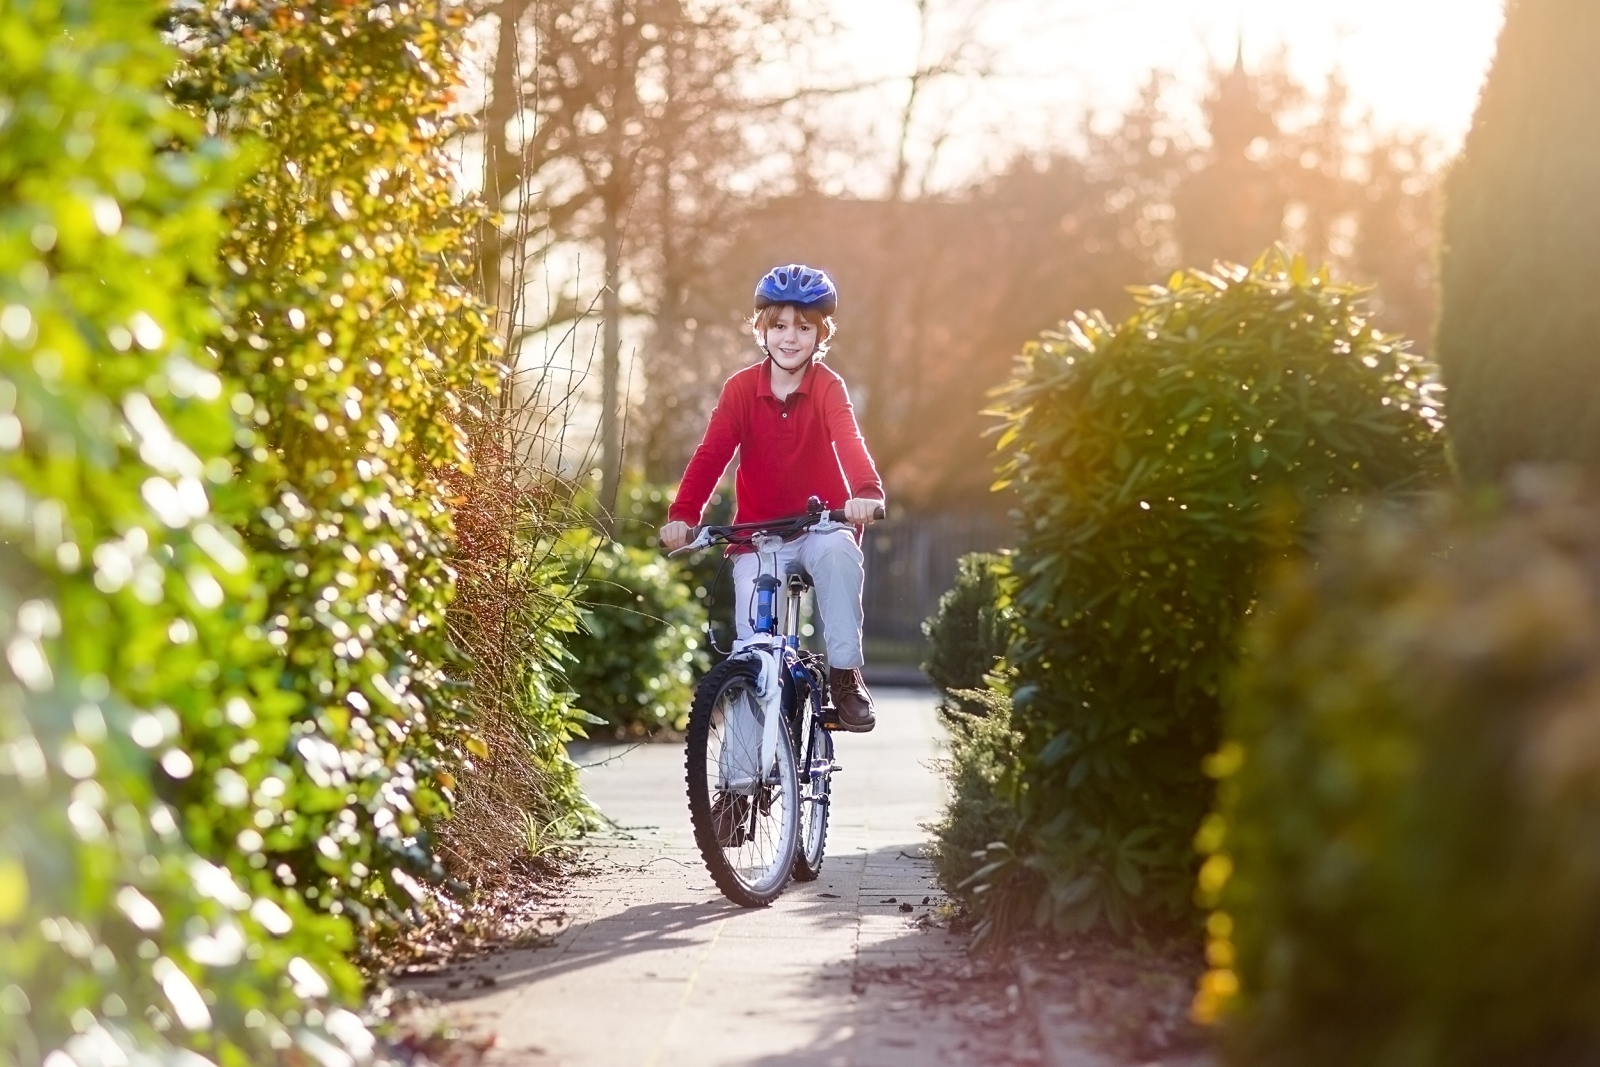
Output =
[
  {"x1": 1198, "y1": 477, "x2": 1600, "y2": 1065},
  {"x1": 610, "y1": 478, "x2": 733, "y2": 640},
  {"x1": 930, "y1": 687, "x2": 1024, "y2": 904},
  {"x1": 172, "y1": 0, "x2": 499, "y2": 936},
  {"x1": 1437, "y1": 0, "x2": 1600, "y2": 483},
  {"x1": 921, "y1": 551, "x2": 1015, "y2": 715},
  {"x1": 0, "y1": 2, "x2": 371, "y2": 1062},
  {"x1": 977, "y1": 252, "x2": 1448, "y2": 938},
  {"x1": 610, "y1": 481, "x2": 679, "y2": 550},
  {"x1": 557, "y1": 530, "x2": 708, "y2": 736}
]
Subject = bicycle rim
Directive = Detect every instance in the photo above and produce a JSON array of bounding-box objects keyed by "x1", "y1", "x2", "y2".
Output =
[
  {"x1": 686, "y1": 660, "x2": 800, "y2": 907},
  {"x1": 793, "y1": 719, "x2": 832, "y2": 881}
]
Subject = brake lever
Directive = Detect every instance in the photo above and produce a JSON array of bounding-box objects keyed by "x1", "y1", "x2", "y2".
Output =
[{"x1": 668, "y1": 531, "x2": 713, "y2": 558}]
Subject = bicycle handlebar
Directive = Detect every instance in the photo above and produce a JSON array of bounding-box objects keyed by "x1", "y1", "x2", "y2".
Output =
[{"x1": 667, "y1": 497, "x2": 885, "y2": 558}]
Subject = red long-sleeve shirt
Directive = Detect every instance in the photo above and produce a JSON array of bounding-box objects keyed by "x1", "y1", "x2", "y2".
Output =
[{"x1": 668, "y1": 358, "x2": 885, "y2": 527}]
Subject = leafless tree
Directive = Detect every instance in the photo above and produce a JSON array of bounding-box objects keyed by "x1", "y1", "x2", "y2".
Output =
[{"x1": 473, "y1": 0, "x2": 808, "y2": 529}]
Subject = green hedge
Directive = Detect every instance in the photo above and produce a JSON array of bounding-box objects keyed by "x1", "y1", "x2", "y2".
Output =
[
  {"x1": 922, "y1": 552, "x2": 1015, "y2": 714},
  {"x1": 0, "y1": 3, "x2": 366, "y2": 1061},
  {"x1": 930, "y1": 687, "x2": 1024, "y2": 897},
  {"x1": 176, "y1": 0, "x2": 498, "y2": 931},
  {"x1": 981, "y1": 253, "x2": 1447, "y2": 936},
  {"x1": 1198, "y1": 480, "x2": 1600, "y2": 1066},
  {"x1": 922, "y1": 554, "x2": 1021, "y2": 901},
  {"x1": 1437, "y1": 0, "x2": 1600, "y2": 482},
  {"x1": 559, "y1": 531, "x2": 708, "y2": 735}
]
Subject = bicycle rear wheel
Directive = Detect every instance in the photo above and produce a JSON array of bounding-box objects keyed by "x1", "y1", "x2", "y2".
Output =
[
  {"x1": 792, "y1": 718, "x2": 832, "y2": 881},
  {"x1": 685, "y1": 657, "x2": 801, "y2": 907}
]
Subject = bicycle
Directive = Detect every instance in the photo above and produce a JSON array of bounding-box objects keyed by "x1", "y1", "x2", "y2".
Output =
[{"x1": 668, "y1": 496, "x2": 883, "y2": 907}]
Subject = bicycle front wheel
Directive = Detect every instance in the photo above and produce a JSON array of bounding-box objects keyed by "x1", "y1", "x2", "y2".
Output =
[{"x1": 685, "y1": 658, "x2": 801, "y2": 907}]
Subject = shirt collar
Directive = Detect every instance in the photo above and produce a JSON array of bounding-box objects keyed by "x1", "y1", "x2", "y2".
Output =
[{"x1": 756, "y1": 357, "x2": 817, "y2": 400}]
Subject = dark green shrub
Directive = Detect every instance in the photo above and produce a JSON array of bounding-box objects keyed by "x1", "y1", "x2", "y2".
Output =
[
  {"x1": 982, "y1": 252, "x2": 1447, "y2": 936},
  {"x1": 922, "y1": 552, "x2": 1015, "y2": 714},
  {"x1": 0, "y1": 3, "x2": 367, "y2": 1061},
  {"x1": 1436, "y1": 0, "x2": 1600, "y2": 483},
  {"x1": 559, "y1": 531, "x2": 709, "y2": 735},
  {"x1": 931, "y1": 688, "x2": 1025, "y2": 898},
  {"x1": 1198, "y1": 477, "x2": 1600, "y2": 1066},
  {"x1": 176, "y1": 1, "x2": 499, "y2": 930}
]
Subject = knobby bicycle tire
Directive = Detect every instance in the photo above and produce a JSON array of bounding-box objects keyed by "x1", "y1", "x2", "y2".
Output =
[{"x1": 685, "y1": 656, "x2": 801, "y2": 907}]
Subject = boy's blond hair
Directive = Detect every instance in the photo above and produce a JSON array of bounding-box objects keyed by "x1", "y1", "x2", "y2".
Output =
[{"x1": 749, "y1": 303, "x2": 836, "y2": 358}]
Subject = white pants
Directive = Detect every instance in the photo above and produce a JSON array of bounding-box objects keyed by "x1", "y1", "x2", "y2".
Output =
[{"x1": 731, "y1": 529, "x2": 866, "y2": 669}]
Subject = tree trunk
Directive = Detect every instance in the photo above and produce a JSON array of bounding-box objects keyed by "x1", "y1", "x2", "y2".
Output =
[
  {"x1": 480, "y1": 0, "x2": 528, "y2": 356},
  {"x1": 600, "y1": 194, "x2": 623, "y2": 533}
]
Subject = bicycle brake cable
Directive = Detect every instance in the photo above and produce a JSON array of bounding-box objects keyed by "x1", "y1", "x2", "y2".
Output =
[{"x1": 704, "y1": 550, "x2": 733, "y2": 658}]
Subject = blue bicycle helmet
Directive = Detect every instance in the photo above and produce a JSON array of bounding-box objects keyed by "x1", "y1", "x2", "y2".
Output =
[{"x1": 753, "y1": 263, "x2": 837, "y2": 316}]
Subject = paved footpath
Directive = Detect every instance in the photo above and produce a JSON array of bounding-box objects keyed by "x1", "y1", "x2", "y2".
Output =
[{"x1": 409, "y1": 687, "x2": 1016, "y2": 1067}]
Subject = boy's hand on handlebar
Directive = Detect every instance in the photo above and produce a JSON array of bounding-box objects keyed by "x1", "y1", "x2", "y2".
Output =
[
  {"x1": 660, "y1": 520, "x2": 694, "y2": 551},
  {"x1": 842, "y1": 497, "x2": 884, "y2": 525}
]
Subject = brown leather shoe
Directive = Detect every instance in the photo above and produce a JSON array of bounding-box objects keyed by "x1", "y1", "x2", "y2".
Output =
[{"x1": 828, "y1": 668, "x2": 876, "y2": 733}]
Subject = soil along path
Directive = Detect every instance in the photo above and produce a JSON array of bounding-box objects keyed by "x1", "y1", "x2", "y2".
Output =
[{"x1": 408, "y1": 687, "x2": 1033, "y2": 1066}]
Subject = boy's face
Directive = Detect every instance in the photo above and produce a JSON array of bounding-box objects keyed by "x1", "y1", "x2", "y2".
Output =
[{"x1": 764, "y1": 305, "x2": 819, "y2": 372}]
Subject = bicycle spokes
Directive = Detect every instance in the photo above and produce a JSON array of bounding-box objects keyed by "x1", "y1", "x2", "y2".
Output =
[{"x1": 690, "y1": 676, "x2": 798, "y2": 904}]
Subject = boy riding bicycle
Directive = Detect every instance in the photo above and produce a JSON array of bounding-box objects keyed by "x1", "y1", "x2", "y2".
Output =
[{"x1": 659, "y1": 264, "x2": 883, "y2": 732}]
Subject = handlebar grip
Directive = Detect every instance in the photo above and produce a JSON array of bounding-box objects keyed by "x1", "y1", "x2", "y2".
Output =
[{"x1": 828, "y1": 505, "x2": 886, "y2": 523}]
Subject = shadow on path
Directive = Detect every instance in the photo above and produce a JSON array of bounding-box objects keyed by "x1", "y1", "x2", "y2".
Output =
[{"x1": 402, "y1": 840, "x2": 960, "y2": 1001}]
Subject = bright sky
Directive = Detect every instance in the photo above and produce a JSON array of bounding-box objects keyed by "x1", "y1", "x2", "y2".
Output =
[{"x1": 812, "y1": 0, "x2": 1506, "y2": 195}]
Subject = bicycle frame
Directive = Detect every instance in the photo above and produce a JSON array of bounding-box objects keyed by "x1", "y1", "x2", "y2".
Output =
[
  {"x1": 738, "y1": 531, "x2": 830, "y2": 794},
  {"x1": 670, "y1": 496, "x2": 878, "y2": 844}
]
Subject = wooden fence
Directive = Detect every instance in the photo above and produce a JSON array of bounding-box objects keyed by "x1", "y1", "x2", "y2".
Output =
[{"x1": 859, "y1": 512, "x2": 1013, "y2": 649}]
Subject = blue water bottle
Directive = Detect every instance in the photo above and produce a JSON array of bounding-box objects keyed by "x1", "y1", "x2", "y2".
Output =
[{"x1": 754, "y1": 574, "x2": 780, "y2": 634}]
